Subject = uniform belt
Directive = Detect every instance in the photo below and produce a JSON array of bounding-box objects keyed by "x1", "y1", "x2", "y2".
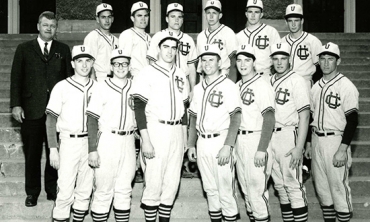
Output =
[
  {"x1": 238, "y1": 130, "x2": 259, "y2": 135},
  {"x1": 70, "y1": 133, "x2": 88, "y2": 138},
  {"x1": 314, "y1": 131, "x2": 343, "y2": 137},
  {"x1": 273, "y1": 126, "x2": 297, "y2": 132},
  {"x1": 111, "y1": 130, "x2": 134, "y2": 136},
  {"x1": 199, "y1": 133, "x2": 220, "y2": 139},
  {"x1": 158, "y1": 119, "x2": 182, "y2": 125}
]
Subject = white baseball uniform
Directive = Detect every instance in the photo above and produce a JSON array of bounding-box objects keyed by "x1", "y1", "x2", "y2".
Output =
[
  {"x1": 310, "y1": 73, "x2": 358, "y2": 213},
  {"x1": 269, "y1": 71, "x2": 309, "y2": 209},
  {"x1": 282, "y1": 32, "x2": 322, "y2": 87},
  {"x1": 237, "y1": 24, "x2": 281, "y2": 78},
  {"x1": 86, "y1": 78, "x2": 136, "y2": 214},
  {"x1": 189, "y1": 74, "x2": 241, "y2": 221},
  {"x1": 131, "y1": 62, "x2": 189, "y2": 207},
  {"x1": 83, "y1": 29, "x2": 119, "y2": 82},
  {"x1": 235, "y1": 74, "x2": 275, "y2": 221},
  {"x1": 147, "y1": 29, "x2": 197, "y2": 77},
  {"x1": 46, "y1": 77, "x2": 96, "y2": 220},
  {"x1": 196, "y1": 25, "x2": 237, "y2": 75},
  {"x1": 119, "y1": 28, "x2": 151, "y2": 77}
]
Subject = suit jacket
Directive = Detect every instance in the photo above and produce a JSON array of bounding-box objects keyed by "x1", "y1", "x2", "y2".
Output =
[{"x1": 10, "y1": 38, "x2": 73, "y2": 120}]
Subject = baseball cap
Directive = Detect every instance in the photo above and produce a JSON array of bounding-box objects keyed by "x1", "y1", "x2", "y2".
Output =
[
  {"x1": 131, "y1": 1, "x2": 150, "y2": 15},
  {"x1": 111, "y1": 48, "x2": 131, "y2": 62},
  {"x1": 236, "y1": 44, "x2": 256, "y2": 61},
  {"x1": 72, "y1": 45, "x2": 94, "y2": 61},
  {"x1": 158, "y1": 31, "x2": 179, "y2": 47},
  {"x1": 246, "y1": 0, "x2": 263, "y2": 11},
  {"x1": 285, "y1": 4, "x2": 303, "y2": 19},
  {"x1": 270, "y1": 43, "x2": 290, "y2": 57},
  {"x1": 96, "y1": 3, "x2": 113, "y2": 16},
  {"x1": 317, "y1": 42, "x2": 340, "y2": 58},
  {"x1": 204, "y1": 0, "x2": 222, "y2": 12},
  {"x1": 199, "y1": 44, "x2": 221, "y2": 58},
  {"x1": 167, "y1": 3, "x2": 183, "y2": 15}
]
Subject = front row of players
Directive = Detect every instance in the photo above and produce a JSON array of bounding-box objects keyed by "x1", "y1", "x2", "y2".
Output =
[{"x1": 46, "y1": 33, "x2": 358, "y2": 222}]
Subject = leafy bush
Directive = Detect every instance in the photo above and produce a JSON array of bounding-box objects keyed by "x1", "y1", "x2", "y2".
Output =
[
  {"x1": 57, "y1": 0, "x2": 101, "y2": 20},
  {"x1": 263, "y1": 0, "x2": 294, "y2": 19}
]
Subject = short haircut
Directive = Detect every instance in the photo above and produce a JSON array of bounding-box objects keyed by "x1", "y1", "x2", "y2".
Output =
[
  {"x1": 319, "y1": 52, "x2": 340, "y2": 60},
  {"x1": 158, "y1": 38, "x2": 179, "y2": 48},
  {"x1": 38, "y1": 11, "x2": 57, "y2": 23},
  {"x1": 132, "y1": 9, "x2": 149, "y2": 17}
]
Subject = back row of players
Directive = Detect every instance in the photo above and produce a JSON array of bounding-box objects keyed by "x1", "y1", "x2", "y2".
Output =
[{"x1": 49, "y1": 0, "x2": 358, "y2": 222}]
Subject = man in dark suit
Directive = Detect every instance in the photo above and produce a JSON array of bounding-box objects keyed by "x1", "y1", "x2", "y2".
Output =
[{"x1": 10, "y1": 11, "x2": 73, "y2": 207}]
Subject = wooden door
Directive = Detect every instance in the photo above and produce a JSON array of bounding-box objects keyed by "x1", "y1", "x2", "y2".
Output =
[
  {"x1": 20, "y1": 0, "x2": 56, "y2": 33},
  {"x1": 303, "y1": 0, "x2": 344, "y2": 32},
  {"x1": 0, "y1": 0, "x2": 7, "y2": 33},
  {"x1": 356, "y1": 0, "x2": 370, "y2": 32},
  {"x1": 161, "y1": 0, "x2": 202, "y2": 33}
]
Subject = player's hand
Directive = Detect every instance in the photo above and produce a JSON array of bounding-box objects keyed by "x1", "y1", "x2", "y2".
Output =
[
  {"x1": 49, "y1": 148, "x2": 60, "y2": 170},
  {"x1": 333, "y1": 144, "x2": 348, "y2": 167},
  {"x1": 254, "y1": 151, "x2": 267, "y2": 167},
  {"x1": 216, "y1": 145, "x2": 231, "y2": 166},
  {"x1": 89, "y1": 151, "x2": 101, "y2": 168},
  {"x1": 12, "y1": 106, "x2": 24, "y2": 123},
  {"x1": 304, "y1": 142, "x2": 312, "y2": 159},
  {"x1": 285, "y1": 147, "x2": 304, "y2": 169},
  {"x1": 142, "y1": 140, "x2": 155, "y2": 159},
  {"x1": 187, "y1": 147, "x2": 197, "y2": 162}
]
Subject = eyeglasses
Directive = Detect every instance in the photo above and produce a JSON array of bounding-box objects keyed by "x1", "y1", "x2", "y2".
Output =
[{"x1": 112, "y1": 62, "x2": 129, "y2": 67}]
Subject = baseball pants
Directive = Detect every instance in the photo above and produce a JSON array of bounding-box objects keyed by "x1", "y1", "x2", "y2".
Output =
[
  {"x1": 236, "y1": 132, "x2": 273, "y2": 220},
  {"x1": 53, "y1": 135, "x2": 93, "y2": 219},
  {"x1": 91, "y1": 131, "x2": 136, "y2": 213},
  {"x1": 197, "y1": 131, "x2": 239, "y2": 221},
  {"x1": 140, "y1": 122, "x2": 184, "y2": 207},
  {"x1": 271, "y1": 128, "x2": 307, "y2": 209},
  {"x1": 311, "y1": 133, "x2": 352, "y2": 213}
]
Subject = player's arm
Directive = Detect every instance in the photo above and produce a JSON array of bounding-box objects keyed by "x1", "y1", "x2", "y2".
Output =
[
  {"x1": 10, "y1": 44, "x2": 25, "y2": 123},
  {"x1": 228, "y1": 54, "x2": 237, "y2": 83},
  {"x1": 45, "y1": 114, "x2": 59, "y2": 170},
  {"x1": 87, "y1": 115, "x2": 100, "y2": 168},
  {"x1": 285, "y1": 109, "x2": 310, "y2": 169},
  {"x1": 255, "y1": 109, "x2": 275, "y2": 167},
  {"x1": 218, "y1": 110, "x2": 241, "y2": 166},
  {"x1": 133, "y1": 97, "x2": 155, "y2": 159},
  {"x1": 182, "y1": 99, "x2": 189, "y2": 151},
  {"x1": 187, "y1": 114, "x2": 198, "y2": 162},
  {"x1": 333, "y1": 110, "x2": 358, "y2": 167},
  {"x1": 90, "y1": 68, "x2": 97, "y2": 81},
  {"x1": 187, "y1": 63, "x2": 196, "y2": 100}
]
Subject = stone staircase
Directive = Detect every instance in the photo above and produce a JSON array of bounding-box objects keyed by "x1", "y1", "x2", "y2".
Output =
[{"x1": 1, "y1": 33, "x2": 370, "y2": 221}]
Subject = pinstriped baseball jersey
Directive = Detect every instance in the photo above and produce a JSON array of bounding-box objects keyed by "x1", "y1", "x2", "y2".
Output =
[
  {"x1": 147, "y1": 29, "x2": 197, "y2": 76},
  {"x1": 196, "y1": 24, "x2": 237, "y2": 73},
  {"x1": 238, "y1": 74, "x2": 275, "y2": 131},
  {"x1": 310, "y1": 73, "x2": 359, "y2": 131},
  {"x1": 86, "y1": 78, "x2": 136, "y2": 132},
  {"x1": 46, "y1": 77, "x2": 96, "y2": 133},
  {"x1": 270, "y1": 71, "x2": 310, "y2": 127},
  {"x1": 83, "y1": 29, "x2": 119, "y2": 79},
  {"x1": 282, "y1": 32, "x2": 322, "y2": 81},
  {"x1": 119, "y1": 28, "x2": 151, "y2": 76},
  {"x1": 189, "y1": 74, "x2": 241, "y2": 134},
  {"x1": 237, "y1": 24, "x2": 281, "y2": 73},
  {"x1": 131, "y1": 63, "x2": 189, "y2": 122}
]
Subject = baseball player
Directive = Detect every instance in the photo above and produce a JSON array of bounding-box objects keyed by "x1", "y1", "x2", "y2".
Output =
[
  {"x1": 187, "y1": 44, "x2": 241, "y2": 222},
  {"x1": 84, "y1": 3, "x2": 119, "y2": 82},
  {"x1": 87, "y1": 48, "x2": 136, "y2": 222},
  {"x1": 269, "y1": 43, "x2": 309, "y2": 222},
  {"x1": 236, "y1": 0, "x2": 281, "y2": 81},
  {"x1": 235, "y1": 44, "x2": 275, "y2": 222},
  {"x1": 305, "y1": 42, "x2": 358, "y2": 222},
  {"x1": 119, "y1": 1, "x2": 151, "y2": 77},
  {"x1": 147, "y1": 3, "x2": 197, "y2": 96},
  {"x1": 46, "y1": 45, "x2": 96, "y2": 222},
  {"x1": 131, "y1": 31, "x2": 189, "y2": 222},
  {"x1": 197, "y1": 0, "x2": 238, "y2": 82},
  {"x1": 282, "y1": 3, "x2": 322, "y2": 88}
]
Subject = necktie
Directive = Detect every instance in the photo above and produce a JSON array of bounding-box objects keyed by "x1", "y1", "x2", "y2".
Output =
[{"x1": 44, "y1": 42, "x2": 49, "y2": 60}]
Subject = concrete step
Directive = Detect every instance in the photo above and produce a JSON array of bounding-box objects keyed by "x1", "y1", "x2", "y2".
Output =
[
  {"x1": 0, "y1": 98, "x2": 10, "y2": 113},
  {"x1": 0, "y1": 193, "x2": 369, "y2": 220},
  {"x1": 353, "y1": 79, "x2": 370, "y2": 88},
  {"x1": 1, "y1": 157, "x2": 370, "y2": 178},
  {"x1": 352, "y1": 142, "x2": 370, "y2": 158},
  {"x1": 339, "y1": 64, "x2": 370, "y2": 72}
]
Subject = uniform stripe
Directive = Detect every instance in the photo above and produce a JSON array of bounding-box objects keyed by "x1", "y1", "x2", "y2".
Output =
[
  {"x1": 285, "y1": 32, "x2": 308, "y2": 70},
  {"x1": 205, "y1": 24, "x2": 226, "y2": 45},
  {"x1": 261, "y1": 106, "x2": 275, "y2": 116},
  {"x1": 242, "y1": 24, "x2": 267, "y2": 46},
  {"x1": 94, "y1": 29, "x2": 116, "y2": 49},
  {"x1": 45, "y1": 109, "x2": 59, "y2": 118},
  {"x1": 130, "y1": 27, "x2": 150, "y2": 49},
  {"x1": 271, "y1": 70, "x2": 295, "y2": 90},
  {"x1": 343, "y1": 153, "x2": 353, "y2": 212},
  {"x1": 86, "y1": 110, "x2": 100, "y2": 119},
  {"x1": 132, "y1": 93, "x2": 148, "y2": 103}
]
